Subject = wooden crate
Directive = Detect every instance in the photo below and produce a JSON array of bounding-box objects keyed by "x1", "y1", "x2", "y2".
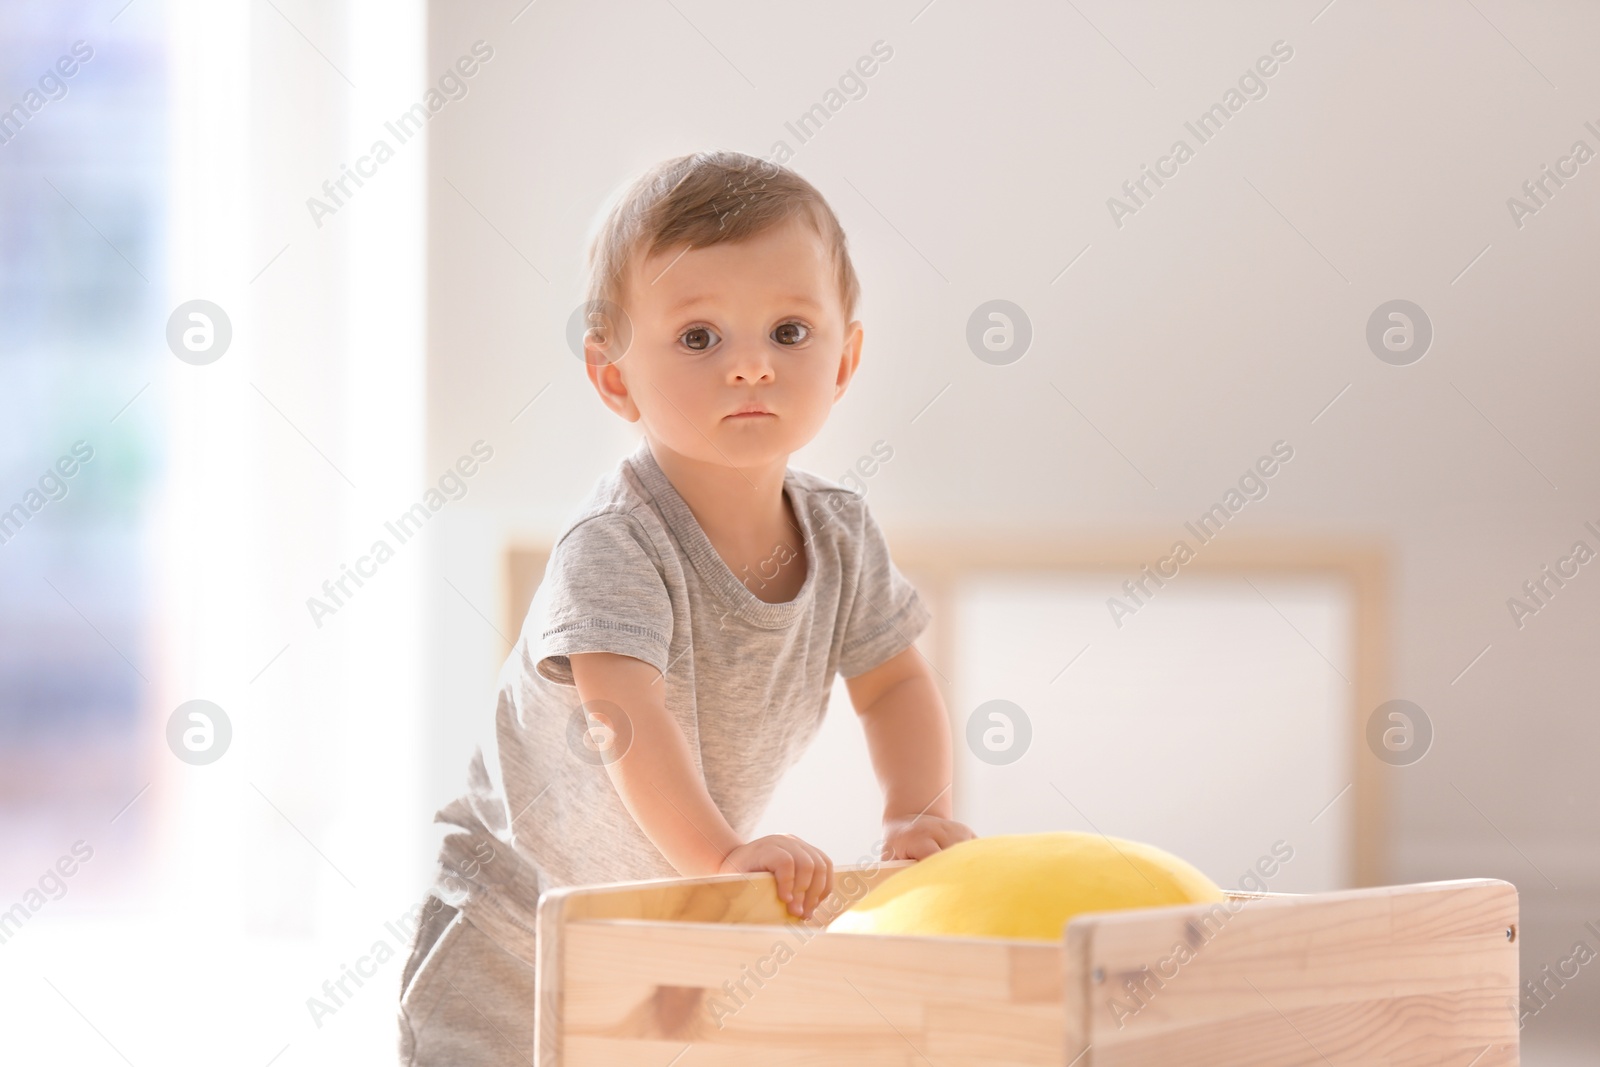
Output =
[{"x1": 535, "y1": 862, "x2": 1519, "y2": 1066}]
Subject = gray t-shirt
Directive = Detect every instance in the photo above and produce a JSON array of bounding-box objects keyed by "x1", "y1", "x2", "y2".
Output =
[{"x1": 427, "y1": 436, "x2": 931, "y2": 961}]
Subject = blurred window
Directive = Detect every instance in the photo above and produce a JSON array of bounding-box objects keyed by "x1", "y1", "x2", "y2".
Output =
[{"x1": 0, "y1": 1, "x2": 165, "y2": 888}]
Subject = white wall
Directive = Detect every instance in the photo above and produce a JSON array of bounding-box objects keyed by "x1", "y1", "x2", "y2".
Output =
[
  {"x1": 425, "y1": 0, "x2": 1600, "y2": 1049},
  {"x1": 754, "y1": 574, "x2": 1355, "y2": 894}
]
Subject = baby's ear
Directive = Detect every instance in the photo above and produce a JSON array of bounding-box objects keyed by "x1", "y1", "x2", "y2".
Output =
[
  {"x1": 835, "y1": 320, "x2": 864, "y2": 395},
  {"x1": 584, "y1": 351, "x2": 640, "y2": 422}
]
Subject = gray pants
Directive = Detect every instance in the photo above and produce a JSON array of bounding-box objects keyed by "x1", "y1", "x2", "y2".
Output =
[{"x1": 396, "y1": 896, "x2": 538, "y2": 1066}]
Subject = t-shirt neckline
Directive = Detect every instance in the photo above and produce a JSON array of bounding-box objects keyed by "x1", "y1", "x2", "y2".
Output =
[{"x1": 626, "y1": 437, "x2": 817, "y2": 628}]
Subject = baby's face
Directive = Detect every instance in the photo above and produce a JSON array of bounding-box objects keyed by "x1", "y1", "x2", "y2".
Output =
[{"x1": 592, "y1": 215, "x2": 862, "y2": 472}]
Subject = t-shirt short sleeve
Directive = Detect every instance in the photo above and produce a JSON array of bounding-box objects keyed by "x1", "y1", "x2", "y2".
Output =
[
  {"x1": 530, "y1": 512, "x2": 673, "y2": 686},
  {"x1": 837, "y1": 500, "x2": 933, "y2": 679}
]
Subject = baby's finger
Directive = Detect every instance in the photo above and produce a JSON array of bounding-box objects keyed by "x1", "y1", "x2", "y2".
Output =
[
  {"x1": 796, "y1": 850, "x2": 822, "y2": 915},
  {"x1": 788, "y1": 848, "x2": 815, "y2": 915},
  {"x1": 768, "y1": 850, "x2": 796, "y2": 906},
  {"x1": 806, "y1": 848, "x2": 833, "y2": 915}
]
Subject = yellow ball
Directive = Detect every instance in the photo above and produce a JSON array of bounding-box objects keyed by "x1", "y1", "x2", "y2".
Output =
[{"x1": 828, "y1": 831, "x2": 1225, "y2": 942}]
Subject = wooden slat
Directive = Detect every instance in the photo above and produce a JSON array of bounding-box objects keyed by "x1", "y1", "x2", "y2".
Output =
[
  {"x1": 1078, "y1": 992, "x2": 1518, "y2": 1067},
  {"x1": 1065, "y1": 878, "x2": 1519, "y2": 1066},
  {"x1": 537, "y1": 862, "x2": 915, "y2": 1066},
  {"x1": 536, "y1": 883, "x2": 565, "y2": 1067},
  {"x1": 564, "y1": 919, "x2": 1060, "y2": 1006},
  {"x1": 560, "y1": 919, "x2": 1064, "y2": 1055},
  {"x1": 562, "y1": 860, "x2": 910, "y2": 924},
  {"x1": 563, "y1": 1035, "x2": 926, "y2": 1066},
  {"x1": 548, "y1": 916, "x2": 1064, "y2": 1065}
]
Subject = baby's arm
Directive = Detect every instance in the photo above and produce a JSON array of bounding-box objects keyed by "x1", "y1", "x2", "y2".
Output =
[
  {"x1": 569, "y1": 651, "x2": 834, "y2": 917},
  {"x1": 846, "y1": 643, "x2": 977, "y2": 860}
]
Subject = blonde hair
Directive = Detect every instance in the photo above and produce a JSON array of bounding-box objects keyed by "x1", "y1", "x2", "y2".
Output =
[{"x1": 581, "y1": 151, "x2": 860, "y2": 350}]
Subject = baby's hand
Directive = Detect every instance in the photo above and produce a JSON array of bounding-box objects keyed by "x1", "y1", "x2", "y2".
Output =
[
  {"x1": 880, "y1": 814, "x2": 976, "y2": 861},
  {"x1": 720, "y1": 834, "x2": 834, "y2": 919}
]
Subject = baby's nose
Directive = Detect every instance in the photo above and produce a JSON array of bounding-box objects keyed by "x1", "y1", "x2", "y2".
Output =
[{"x1": 728, "y1": 346, "x2": 776, "y2": 380}]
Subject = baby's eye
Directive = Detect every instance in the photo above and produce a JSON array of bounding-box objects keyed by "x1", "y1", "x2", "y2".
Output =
[
  {"x1": 681, "y1": 326, "x2": 720, "y2": 351},
  {"x1": 773, "y1": 321, "x2": 810, "y2": 345}
]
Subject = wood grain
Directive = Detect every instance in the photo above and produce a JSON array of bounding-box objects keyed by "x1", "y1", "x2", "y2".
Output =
[
  {"x1": 1067, "y1": 878, "x2": 1519, "y2": 1066},
  {"x1": 537, "y1": 868, "x2": 1518, "y2": 1066}
]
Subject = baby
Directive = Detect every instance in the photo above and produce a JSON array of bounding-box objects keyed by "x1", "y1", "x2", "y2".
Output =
[{"x1": 396, "y1": 150, "x2": 974, "y2": 1065}]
